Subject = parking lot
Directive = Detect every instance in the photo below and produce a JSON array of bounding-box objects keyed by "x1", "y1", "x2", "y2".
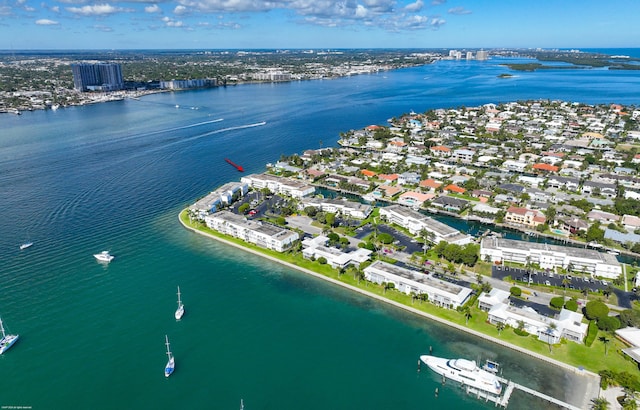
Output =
[{"x1": 492, "y1": 265, "x2": 610, "y2": 292}]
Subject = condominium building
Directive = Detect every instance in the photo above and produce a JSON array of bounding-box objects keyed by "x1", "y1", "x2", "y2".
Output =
[
  {"x1": 480, "y1": 237, "x2": 622, "y2": 278},
  {"x1": 364, "y1": 260, "x2": 472, "y2": 309},
  {"x1": 204, "y1": 211, "x2": 299, "y2": 252},
  {"x1": 71, "y1": 63, "x2": 124, "y2": 92}
]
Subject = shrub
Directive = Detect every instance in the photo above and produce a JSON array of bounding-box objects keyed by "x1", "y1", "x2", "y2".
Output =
[
  {"x1": 550, "y1": 296, "x2": 565, "y2": 310},
  {"x1": 514, "y1": 328, "x2": 529, "y2": 337},
  {"x1": 510, "y1": 286, "x2": 522, "y2": 297},
  {"x1": 597, "y1": 316, "x2": 621, "y2": 332},
  {"x1": 585, "y1": 300, "x2": 609, "y2": 321},
  {"x1": 317, "y1": 257, "x2": 327, "y2": 265},
  {"x1": 564, "y1": 299, "x2": 579, "y2": 312},
  {"x1": 584, "y1": 321, "x2": 598, "y2": 346}
]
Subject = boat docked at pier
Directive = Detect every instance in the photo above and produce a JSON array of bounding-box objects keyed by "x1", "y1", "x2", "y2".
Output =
[
  {"x1": 0, "y1": 317, "x2": 19, "y2": 354},
  {"x1": 420, "y1": 355, "x2": 502, "y2": 396}
]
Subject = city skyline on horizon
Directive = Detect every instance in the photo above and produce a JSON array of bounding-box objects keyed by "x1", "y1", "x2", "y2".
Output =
[{"x1": 2, "y1": 0, "x2": 640, "y2": 50}]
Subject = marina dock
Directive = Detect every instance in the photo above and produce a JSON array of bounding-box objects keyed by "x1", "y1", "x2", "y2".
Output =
[{"x1": 466, "y1": 376, "x2": 584, "y2": 409}]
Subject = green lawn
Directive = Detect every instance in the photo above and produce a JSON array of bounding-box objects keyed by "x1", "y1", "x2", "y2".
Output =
[{"x1": 180, "y1": 209, "x2": 640, "y2": 376}]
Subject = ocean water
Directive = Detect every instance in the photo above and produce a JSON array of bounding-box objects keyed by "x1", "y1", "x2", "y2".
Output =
[{"x1": 1, "y1": 55, "x2": 639, "y2": 409}]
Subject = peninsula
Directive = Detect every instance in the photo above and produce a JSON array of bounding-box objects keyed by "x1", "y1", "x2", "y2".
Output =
[{"x1": 181, "y1": 99, "x2": 640, "y2": 405}]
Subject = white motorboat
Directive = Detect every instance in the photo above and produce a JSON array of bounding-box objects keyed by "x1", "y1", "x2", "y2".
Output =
[
  {"x1": 94, "y1": 250, "x2": 114, "y2": 263},
  {"x1": 175, "y1": 286, "x2": 185, "y2": 320},
  {"x1": 164, "y1": 335, "x2": 175, "y2": 377},
  {"x1": 420, "y1": 355, "x2": 502, "y2": 395},
  {"x1": 19, "y1": 242, "x2": 33, "y2": 250},
  {"x1": 0, "y1": 317, "x2": 19, "y2": 354}
]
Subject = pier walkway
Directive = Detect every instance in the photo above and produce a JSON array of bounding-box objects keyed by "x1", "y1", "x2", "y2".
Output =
[{"x1": 497, "y1": 377, "x2": 582, "y2": 410}]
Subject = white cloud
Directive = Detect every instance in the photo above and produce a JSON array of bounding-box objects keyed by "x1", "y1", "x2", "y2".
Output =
[
  {"x1": 431, "y1": 0, "x2": 446, "y2": 5},
  {"x1": 162, "y1": 15, "x2": 185, "y2": 27},
  {"x1": 173, "y1": 4, "x2": 187, "y2": 14},
  {"x1": 448, "y1": 6, "x2": 471, "y2": 15},
  {"x1": 66, "y1": 3, "x2": 131, "y2": 16},
  {"x1": 404, "y1": 0, "x2": 423, "y2": 13},
  {"x1": 51, "y1": 6, "x2": 60, "y2": 12},
  {"x1": 36, "y1": 18, "x2": 59, "y2": 25},
  {"x1": 144, "y1": 4, "x2": 161, "y2": 13}
]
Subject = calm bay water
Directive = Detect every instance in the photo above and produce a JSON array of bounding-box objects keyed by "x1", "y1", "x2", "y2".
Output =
[{"x1": 2, "y1": 55, "x2": 640, "y2": 409}]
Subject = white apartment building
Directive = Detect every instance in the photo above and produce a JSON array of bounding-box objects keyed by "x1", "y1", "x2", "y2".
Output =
[
  {"x1": 364, "y1": 260, "x2": 472, "y2": 309},
  {"x1": 241, "y1": 173, "x2": 315, "y2": 198},
  {"x1": 379, "y1": 205, "x2": 473, "y2": 245},
  {"x1": 480, "y1": 237, "x2": 622, "y2": 279},
  {"x1": 205, "y1": 211, "x2": 299, "y2": 252}
]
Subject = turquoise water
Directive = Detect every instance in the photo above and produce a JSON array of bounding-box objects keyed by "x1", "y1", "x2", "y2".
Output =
[{"x1": 2, "y1": 55, "x2": 640, "y2": 408}]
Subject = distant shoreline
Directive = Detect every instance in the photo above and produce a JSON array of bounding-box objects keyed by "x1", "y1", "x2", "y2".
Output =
[{"x1": 178, "y1": 209, "x2": 600, "y2": 408}]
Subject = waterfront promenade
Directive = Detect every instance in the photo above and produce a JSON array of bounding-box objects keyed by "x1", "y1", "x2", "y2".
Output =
[{"x1": 179, "y1": 210, "x2": 601, "y2": 409}]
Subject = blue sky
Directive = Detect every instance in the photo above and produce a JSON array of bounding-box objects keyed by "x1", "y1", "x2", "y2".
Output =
[{"x1": 2, "y1": 0, "x2": 639, "y2": 50}]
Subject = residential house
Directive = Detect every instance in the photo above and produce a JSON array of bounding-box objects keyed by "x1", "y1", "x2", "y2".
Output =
[
  {"x1": 582, "y1": 181, "x2": 617, "y2": 198},
  {"x1": 431, "y1": 196, "x2": 469, "y2": 213},
  {"x1": 504, "y1": 206, "x2": 546, "y2": 229}
]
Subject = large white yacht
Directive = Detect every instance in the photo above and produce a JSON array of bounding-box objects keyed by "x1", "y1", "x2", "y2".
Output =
[{"x1": 420, "y1": 355, "x2": 502, "y2": 395}]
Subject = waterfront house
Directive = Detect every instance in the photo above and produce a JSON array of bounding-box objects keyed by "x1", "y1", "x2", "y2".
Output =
[
  {"x1": 504, "y1": 206, "x2": 546, "y2": 229},
  {"x1": 364, "y1": 260, "x2": 472, "y2": 309},
  {"x1": 587, "y1": 210, "x2": 620, "y2": 224},
  {"x1": 419, "y1": 179, "x2": 442, "y2": 192},
  {"x1": 398, "y1": 191, "x2": 434, "y2": 208},
  {"x1": 431, "y1": 196, "x2": 469, "y2": 213}
]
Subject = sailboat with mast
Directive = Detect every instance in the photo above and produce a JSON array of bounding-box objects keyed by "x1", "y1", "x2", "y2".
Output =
[
  {"x1": 0, "y1": 317, "x2": 19, "y2": 354},
  {"x1": 164, "y1": 335, "x2": 175, "y2": 377},
  {"x1": 175, "y1": 286, "x2": 184, "y2": 320}
]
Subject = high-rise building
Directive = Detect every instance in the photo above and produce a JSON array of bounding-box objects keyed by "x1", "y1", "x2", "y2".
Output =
[
  {"x1": 476, "y1": 50, "x2": 489, "y2": 61},
  {"x1": 71, "y1": 63, "x2": 124, "y2": 92}
]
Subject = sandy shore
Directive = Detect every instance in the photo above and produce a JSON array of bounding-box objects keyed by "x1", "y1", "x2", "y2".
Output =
[{"x1": 179, "y1": 211, "x2": 601, "y2": 408}]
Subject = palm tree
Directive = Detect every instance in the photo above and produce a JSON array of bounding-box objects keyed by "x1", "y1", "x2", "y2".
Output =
[
  {"x1": 582, "y1": 287, "x2": 589, "y2": 302},
  {"x1": 590, "y1": 397, "x2": 609, "y2": 410},
  {"x1": 462, "y1": 306, "x2": 472, "y2": 325},
  {"x1": 599, "y1": 335, "x2": 611, "y2": 356},
  {"x1": 496, "y1": 322, "x2": 505, "y2": 336},
  {"x1": 545, "y1": 322, "x2": 558, "y2": 353}
]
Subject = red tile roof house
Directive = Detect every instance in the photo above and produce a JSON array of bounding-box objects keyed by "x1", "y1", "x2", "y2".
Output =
[
  {"x1": 430, "y1": 145, "x2": 452, "y2": 157},
  {"x1": 378, "y1": 173, "x2": 399, "y2": 183},
  {"x1": 419, "y1": 179, "x2": 442, "y2": 191},
  {"x1": 360, "y1": 169, "x2": 377, "y2": 178},
  {"x1": 505, "y1": 206, "x2": 546, "y2": 229},
  {"x1": 443, "y1": 184, "x2": 466, "y2": 194},
  {"x1": 532, "y1": 163, "x2": 559, "y2": 173}
]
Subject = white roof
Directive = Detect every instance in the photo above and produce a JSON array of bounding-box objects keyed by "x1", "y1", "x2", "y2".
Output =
[{"x1": 616, "y1": 327, "x2": 640, "y2": 347}]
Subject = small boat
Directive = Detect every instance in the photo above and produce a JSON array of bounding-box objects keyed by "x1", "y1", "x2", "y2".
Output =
[
  {"x1": 19, "y1": 242, "x2": 33, "y2": 250},
  {"x1": 607, "y1": 250, "x2": 620, "y2": 256},
  {"x1": 175, "y1": 286, "x2": 185, "y2": 320},
  {"x1": 94, "y1": 250, "x2": 114, "y2": 263},
  {"x1": 164, "y1": 335, "x2": 175, "y2": 377},
  {"x1": 420, "y1": 355, "x2": 502, "y2": 396},
  {"x1": 225, "y1": 158, "x2": 244, "y2": 172},
  {"x1": 0, "y1": 317, "x2": 19, "y2": 354},
  {"x1": 482, "y1": 359, "x2": 500, "y2": 374}
]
